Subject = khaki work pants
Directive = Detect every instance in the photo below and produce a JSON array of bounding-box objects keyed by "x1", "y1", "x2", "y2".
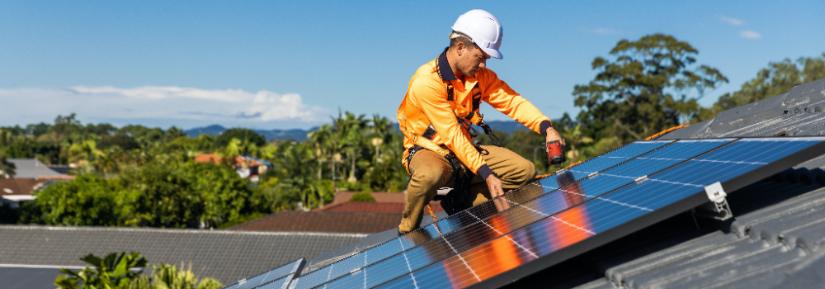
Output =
[{"x1": 398, "y1": 145, "x2": 536, "y2": 233}]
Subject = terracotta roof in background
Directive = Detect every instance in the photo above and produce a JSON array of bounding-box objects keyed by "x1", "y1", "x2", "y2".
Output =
[
  {"x1": 326, "y1": 192, "x2": 405, "y2": 205},
  {"x1": 231, "y1": 190, "x2": 447, "y2": 234},
  {"x1": 230, "y1": 211, "x2": 401, "y2": 234},
  {"x1": 318, "y1": 202, "x2": 404, "y2": 213},
  {"x1": 194, "y1": 153, "x2": 223, "y2": 164},
  {"x1": 0, "y1": 178, "x2": 44, "y2": 195}
]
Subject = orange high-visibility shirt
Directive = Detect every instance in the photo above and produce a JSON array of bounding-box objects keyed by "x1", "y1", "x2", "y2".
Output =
[{"x1": 397, "y1": 49, "x2": 552, "y2": 178}]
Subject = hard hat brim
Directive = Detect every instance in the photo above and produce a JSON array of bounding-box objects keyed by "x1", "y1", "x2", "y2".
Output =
[{"x1": 481, "y1": 47, "x2": 502, "y2": 59}]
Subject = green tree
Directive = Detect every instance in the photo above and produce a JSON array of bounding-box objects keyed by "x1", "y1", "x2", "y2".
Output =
[
  {"x1": 99, "y1": 133, "x2": 141, "y2": 151},
  {"x1": 55, "y1": 252, "x2": 222, "y2": 289},
  {"x1": 269, "y1": 141, "x2": 333, "y2": 209},
  {"x1": 132, "y1": 264, "x2": 222, "y2": 289},
  {"x1": 308, "y1": 125, "x2": 334, "y2": 180},
  {"x1": 573, "y1": 33, "x2": 728, "y2": 143},
  {"x1": 68, "y1": 139, "x2": 105, "y2": 173},
  {"x1": 25, "y1": 160, "x2": 255, "y2": 228},
  {"x1": 183, "y1": 162, "x2": 257, "y2": 228},
  {"x1": 55, "y1": 252, "x2": 147, "y2": 289},
  {"x1": 360, "y1": 130, "x2": 407, "y2": 192},
  {"x1": 712, "y1": 52, "x2": 825, "y2": 113},
  {"x1": 216, "y1": 128, "x2": 266, "y2": 148},
  {"x1": 118, "y1": 161, "x2": 254, "y2": 228},
  {"x1": 332, "y1": 112, "x2": 369, "y2": 184},
  {"x1": 22, "y1": 174, "x2": 121, "y2": 226},
  {"x1": 25, "y1": 122, "x2": 51, "y2": 137},
  {"x1": 0, "y1": 150, "x2": 14, "y2": 178},
  {"x1": 350, "y1": 192, "x2": 375, "y2": 202}
]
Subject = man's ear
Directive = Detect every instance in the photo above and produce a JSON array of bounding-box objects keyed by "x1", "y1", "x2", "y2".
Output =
[{"x1": 456, "y1": 41, "x2": 464, "y2": 56}]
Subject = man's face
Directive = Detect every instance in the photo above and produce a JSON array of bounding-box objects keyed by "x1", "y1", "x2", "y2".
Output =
[{"x1": 457, "y1": 43, "x2": 490, "y2": 77}]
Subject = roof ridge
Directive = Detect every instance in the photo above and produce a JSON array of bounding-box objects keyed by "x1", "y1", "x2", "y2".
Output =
[{"x1": 0, "y1": 225, "x2": 368, "y2": 238}]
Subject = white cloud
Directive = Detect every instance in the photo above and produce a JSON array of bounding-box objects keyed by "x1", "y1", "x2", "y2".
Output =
[
  {"x1": 718, "y1": 16, "x2": 761, "y2": 41},
  {"x1": 244, "y1": 91, "x2": 322, "y2": 121},
  {"x1": 740, "y1": 30, "x2": 762, "y2": 40},
  {"x1": 70, "y1": 86, "x2": 249, "y2": 102},
  {"x1": 720, "y1": 16, "x2": 745, "y2": 26},
  {"x1": 582, "y1": 27, "x2": 621, "y2": 36},
  {"x1": 0, "y1": 86, "x2": 327, "y2": 128}
]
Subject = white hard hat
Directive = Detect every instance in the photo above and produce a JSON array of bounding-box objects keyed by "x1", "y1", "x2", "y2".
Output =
[{"x1": 451, "y1": 9, "x2": 503, "y2": 59}]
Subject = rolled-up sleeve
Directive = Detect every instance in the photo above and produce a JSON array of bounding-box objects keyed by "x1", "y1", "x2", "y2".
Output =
[{"x1": 480, "y1": 69, "x2": 552, "y2": 135}]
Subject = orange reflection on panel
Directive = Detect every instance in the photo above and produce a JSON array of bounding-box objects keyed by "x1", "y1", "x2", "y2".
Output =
[
  {"x1": 442, "y1": 249, "x2": 473, "y2": 289},
  {"x1": 547, "y1": 172, "x2": 594, "y2": 249},
  {"x1": 442, "y1": 200, "x2": 531, "y2": 288},
  {"x1": 443, "y1": 235, "x2": 531, "y2": 289}
]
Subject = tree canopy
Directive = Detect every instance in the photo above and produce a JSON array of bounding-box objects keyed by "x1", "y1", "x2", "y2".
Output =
[
  {"x1": 712, "y1": 52, "x2": 825, "y2": 112},
  {"x1": 573, "y1": 33, "x2": 728, "y2": 143}
]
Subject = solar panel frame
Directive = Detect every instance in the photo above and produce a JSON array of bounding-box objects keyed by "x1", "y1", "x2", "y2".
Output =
[
  {"x1": 291, "y1": 141, "x2": 673, "y2": 288},
  {"x1": 427, "y1": 137, "x2": 825, "y2": 289},
  {"x1": 223, "y1": 258, "x2": 306, "y2": 289}
]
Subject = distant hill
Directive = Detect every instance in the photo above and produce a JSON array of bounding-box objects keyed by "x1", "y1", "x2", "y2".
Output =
[
  {"x1": 185, "y1": 124, "x2": 226, "y2": 137},
  {"x1": 185, "y1": 125, "x2": 309, "y2": 141},
  {"x1": 185, "y1": 121, "x2": 529, "y2": 142},
  {"x1": 484, "y1": 120, "x2": 529, "y2": 134}
]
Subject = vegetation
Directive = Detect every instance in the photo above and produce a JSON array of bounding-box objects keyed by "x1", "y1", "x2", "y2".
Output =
[
  {"x1": 572, "y1": 34, "x2": 728, "y2": 144},
  {"x1": 55, "y1": 252, "x2": 222, "y2": 289},
  {"x1": 0, "y1": 34, "x2": 823, "y2": 228},
  {"x1": 0, "y1": 152, "x2": 13, "y2": 178},
  {"x1": 712, "y1": 52, "x2": 825, "y2": 112},
  {"x1": 0, "y1": 111, "x2": 406, "y2": 227},
  {"x1": 350, "y1": 192, "x2": 376, "y2": 202}
]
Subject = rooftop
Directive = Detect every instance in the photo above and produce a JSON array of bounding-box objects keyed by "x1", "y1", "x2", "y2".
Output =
[
  {"x1": 7, "y1": 158, "x2": 72, "y2": 180},
  {"x1": 542, "y1": 78, "x2": 825, "y2": 289},
  {"x1": 0, "y1": 225, "x2": 366, "y2": 288},
  {"x1": 229, "y1": 211, "x2": 401, "y2": 234}
]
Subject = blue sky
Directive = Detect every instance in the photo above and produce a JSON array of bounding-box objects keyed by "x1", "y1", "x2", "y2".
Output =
[{"x1": 1, "y1": 1, "x2": 823, "y2": 129}]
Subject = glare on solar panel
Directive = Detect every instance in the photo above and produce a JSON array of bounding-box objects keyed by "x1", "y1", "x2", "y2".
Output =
[
  {"x1": 374, "y1": 137, "x2": 825, "y2": 289},
  {"x1": 293, "y1": 139, "x2": 673, "y2": 289},
  {"x1": 307, "y1": 139, "x2": 733, "y2": 289}
]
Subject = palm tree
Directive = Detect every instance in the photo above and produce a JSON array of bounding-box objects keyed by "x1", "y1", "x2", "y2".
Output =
[
  {"x1": 369, "y1": 115, "x2": 391, "y2": 160},
  {"x1": 560, "y1": 124, "x2": 591, "y2": 162},
  {"x1": 336, "y1": 112, "x2": 368, "y2": 183},
  {"x1": 307, "y1": 125, "x2": 333, "y2": 180},
  {"x1": 274, "y1": 142, "x2": 331, "y2": 209},
  {"x1": 67, "y1": 139, "x2": 104, "y2": 173}
]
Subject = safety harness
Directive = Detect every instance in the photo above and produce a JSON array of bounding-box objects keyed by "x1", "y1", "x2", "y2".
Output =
[{"x1": 403, "y1": 49, "x2": 499, "y2": 215}]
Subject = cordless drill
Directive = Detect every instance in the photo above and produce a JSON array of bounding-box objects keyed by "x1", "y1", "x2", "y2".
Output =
[{"x1": 546, "y1": 141, "x2": 565, "y2": 165}]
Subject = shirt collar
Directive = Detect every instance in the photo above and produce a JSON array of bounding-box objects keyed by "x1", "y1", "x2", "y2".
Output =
[{"x1": 437, "y1": 47, "x2": 457, "y2": 82}]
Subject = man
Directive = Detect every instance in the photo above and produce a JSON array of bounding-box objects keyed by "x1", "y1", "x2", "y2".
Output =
[{"x1": 396, "y1": 9, "x2": 565, "y2": 234}]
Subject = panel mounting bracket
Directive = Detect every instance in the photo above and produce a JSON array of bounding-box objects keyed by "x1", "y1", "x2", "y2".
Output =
[{"x1": 702, "y1": 181, "x2": 733, "y2": 220}]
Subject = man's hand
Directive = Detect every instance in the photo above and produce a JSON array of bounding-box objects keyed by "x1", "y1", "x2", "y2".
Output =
[
  {"x1": 545, "y1": 126, "x2": 565, "y2": 146},
  {"x1": 485, "y1": 174, "x2": 505, "y2": 198},
  {"x1": 492, "y1": 196, "x2": 511, "y2": 211}
]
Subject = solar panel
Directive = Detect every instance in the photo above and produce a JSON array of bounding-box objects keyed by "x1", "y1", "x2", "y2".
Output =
[
  {"x1": 223, "y1": 258, "x2": 306, "y2": 289},
  {"x1": 374, "y1": 137, "x2": 825, "y2": 289},
  {"x1": 291, "y1": 140, "x2": 671, "y2": 289},
  {"x1": 538, "y1": 140, "x2": 672, "y2": 190},
  {"x1": 299, "y1": 139, "x2": 734, "y2": 289}
]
